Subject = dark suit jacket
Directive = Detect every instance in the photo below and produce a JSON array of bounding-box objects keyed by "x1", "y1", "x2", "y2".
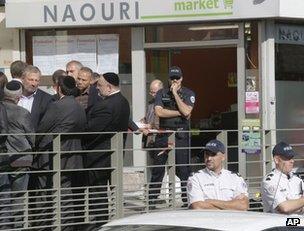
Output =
[
  {"x1": 31, "y1": 89, "x2": 53, "y2": 131},
  {"x1": 85, "y1": 92, "x2": 130, "y2": 167},
  {"x1": 86, "y1": 83, "x2": 101, "y2": 115},
  {"x1": 36, "y1": 96, "x2": 87, "y2": 170}
]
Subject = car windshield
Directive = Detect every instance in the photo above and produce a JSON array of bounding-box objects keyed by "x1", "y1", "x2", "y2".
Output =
[
  {"x1": 102, "y1": 225, "x2": 220, "y2": 231},
  {"x1": 263, "y1": 227, "x2": 304, "y2": 231}
]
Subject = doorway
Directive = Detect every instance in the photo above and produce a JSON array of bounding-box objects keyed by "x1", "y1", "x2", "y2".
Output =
[{"x1": 146, "y1": 47, "x2": 238, "y2": 171}]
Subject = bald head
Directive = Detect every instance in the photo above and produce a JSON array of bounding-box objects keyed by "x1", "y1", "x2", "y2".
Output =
[{"x1": 149, "y1": 79, "x2": 163, "y2": 98}]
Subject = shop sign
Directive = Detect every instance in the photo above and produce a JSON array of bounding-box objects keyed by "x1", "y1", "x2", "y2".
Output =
[
  {"x1": 6, "y1": 0, "x2": 277, "y2": 28},
  {"x1": 277, "y1": 24, "x2": 304, "y2": 45}
]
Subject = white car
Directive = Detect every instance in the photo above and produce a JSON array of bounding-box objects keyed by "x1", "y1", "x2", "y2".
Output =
[{"x1": 101, "y1": 210, "x2": 303, "y2": 231}]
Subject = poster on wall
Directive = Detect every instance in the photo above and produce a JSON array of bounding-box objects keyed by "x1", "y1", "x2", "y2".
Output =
[
  {"x1": 33, "y1": 36, "x2": 56, "y2": 75},
  {"x1": 245, "y1": 91, "x2": 259, "y2": 114},
  {"x1": 33, "y1": 34, "x2": 119, "y2": 76},
  {"x1": 76, "y1": 35, "x2": 97, "y2": 71},
  {"x1": 55, "y1": 36, "x2": 77, "y2": 71},
  {"x1": 241, "y1": 119, "x2": 261, "y2": 155},
  {"x1": 97, "y1": 34, "x2": 119, "y2": 74}
]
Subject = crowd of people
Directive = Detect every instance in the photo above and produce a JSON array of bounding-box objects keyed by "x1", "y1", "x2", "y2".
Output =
[
  {"x1": 0, "y1": 61, "x2": 303, "y2": 230},
  {"x1": 0, "y1": 60, "x2": 130, "y2": 230}
]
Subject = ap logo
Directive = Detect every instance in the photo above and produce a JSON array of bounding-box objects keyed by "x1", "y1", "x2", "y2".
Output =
[{"x1": 286, "y1": 218, "x2": 301, "y2": 227}]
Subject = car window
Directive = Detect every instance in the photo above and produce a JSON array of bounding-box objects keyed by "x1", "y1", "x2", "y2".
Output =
[{"x1": 101, "y1": 225, "x2": 221, "y2": 231}]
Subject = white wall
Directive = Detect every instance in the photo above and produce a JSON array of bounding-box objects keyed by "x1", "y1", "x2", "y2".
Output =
[
  {"x1": 280, "y1": 0, "x2": 304, "y2": 19},
  {"x1": 0, "y1": 7, "x2": 20, "y2": 79}
]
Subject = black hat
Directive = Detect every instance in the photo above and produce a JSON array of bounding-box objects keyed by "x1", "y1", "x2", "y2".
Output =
[
  {"x1": 203, "y1": 139, "x2": 226, "y2": 154},
  {"x1": 103, "y1": 72, "x2": 119, "y2": 86},
  {"x1": 272, "y1": 141, "x2": 296, "y2": 159},
  {"x1": 168, "y1": 66, "x2": 182, "y2": 79},
  {"x1": 4, "y1": 81, "x2": 22, "y2": 98}
]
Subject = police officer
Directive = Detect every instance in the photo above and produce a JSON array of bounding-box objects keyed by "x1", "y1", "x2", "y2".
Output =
[
  {"x1": 187, "y1": 139, "x2": 249, "y2": 210},
  {"x1": 261, "y1": 141, "x2": 304, "y2": 214},
  {"x1": 149, "y1": 66, "x2": 195, "y2": 206}
]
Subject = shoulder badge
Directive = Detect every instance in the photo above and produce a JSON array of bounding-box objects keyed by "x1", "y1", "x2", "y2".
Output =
[{"x1": 190, "y1": 96, "x2": 195, "y2": 104}]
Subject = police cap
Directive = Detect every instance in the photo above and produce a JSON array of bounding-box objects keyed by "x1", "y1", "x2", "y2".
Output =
[
  {"x1": 203, "y1": 139, "x2": 226, "y2": 154},
  {"x1": 169, "y1": 66, "x2": 182, "y2": 79},
  {"x1": 272, "y1": 141, "x2": 296, "y2": 159}
]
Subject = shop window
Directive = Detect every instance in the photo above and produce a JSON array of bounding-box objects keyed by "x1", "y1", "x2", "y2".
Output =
[
  {"x1": 25, "y1": 27, "x2": 132, "y2": 77},
  {"x1": 276, "y1": 44, "x2": 304, "y2": 81},
  {"x1": 145, "y1": 23, "x2": 238, "y2": 43}
]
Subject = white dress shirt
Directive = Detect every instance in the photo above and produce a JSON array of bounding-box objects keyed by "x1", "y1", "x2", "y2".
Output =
[{"x1": 18, "y1": 92, "x2": 36, "y2": 113}]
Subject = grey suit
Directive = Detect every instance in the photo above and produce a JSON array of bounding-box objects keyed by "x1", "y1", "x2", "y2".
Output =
[
  {"x1": 0, "y1": 102, "x2": 8, "y2": 153},
  {"x1": 3, "y1": 101, "x2": 34, "y2": 168},
  {"x1": 1, "y1": 100, "x2": 35, "y2": 229}
]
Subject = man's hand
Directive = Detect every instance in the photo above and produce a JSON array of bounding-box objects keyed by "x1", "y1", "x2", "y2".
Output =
[
  {"x1": 139, "y1": 128, "x2": 150, "y2": 136},
  {"x1": 234, "y1": 194, "x2": 247, "y2": 200},
  {"x1": 170, "y1": 82, "x2": 179, "y2": 94}
]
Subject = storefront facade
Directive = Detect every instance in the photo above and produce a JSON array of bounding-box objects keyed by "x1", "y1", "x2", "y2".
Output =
[{"x1": 5, "y1": 0, "x2": 304, "y2": 177}]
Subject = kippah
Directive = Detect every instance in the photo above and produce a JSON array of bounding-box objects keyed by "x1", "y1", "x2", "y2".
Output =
[
  {"x1": 6, "y1": 81, "x2": 21, "y2": 91},
  {"x1": 103, "y1": 72, "x2": 119, "y2": 87},
  {"x1": 4, "y1": 81, "x2": 22, "y2": 98}
]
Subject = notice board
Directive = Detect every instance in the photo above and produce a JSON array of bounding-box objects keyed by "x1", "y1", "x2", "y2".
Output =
[{"x1": 33, "y1": 34, "x2": 119, "y2": 75}]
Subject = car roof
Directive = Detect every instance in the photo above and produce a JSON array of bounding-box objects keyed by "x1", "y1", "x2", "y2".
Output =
[{"x1": 102, "y1": 210, "x2": 296, "y2": 231}]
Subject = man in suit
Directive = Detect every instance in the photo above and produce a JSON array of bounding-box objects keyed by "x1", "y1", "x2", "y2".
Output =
[
  {"x1": 37, "y1": 76, "x2": 87, "y2": 230},
  {"x1": 84, "y1": 72, "x2": 130, "y2": 229},
  {"x1": 1, "y1": 81, "x2": 35, "y2": 229},
  {"x1": 18, "y1": 65, "x2": 53, "y2": 131}
]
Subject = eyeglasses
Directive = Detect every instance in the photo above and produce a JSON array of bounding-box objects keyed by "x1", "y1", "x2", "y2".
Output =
[{"x1": 169, "y1": 76, "x2": 181, "y2": 80}]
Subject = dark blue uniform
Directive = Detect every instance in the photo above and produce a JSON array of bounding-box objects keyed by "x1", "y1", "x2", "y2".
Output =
[{"x1": 149, "y1": 87, "x2": 195, "y2": 204}]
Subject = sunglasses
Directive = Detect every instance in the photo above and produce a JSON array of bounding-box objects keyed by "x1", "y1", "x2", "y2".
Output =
[{"x1": 169, "y1": 76, "x2": 181, "y2": 80}]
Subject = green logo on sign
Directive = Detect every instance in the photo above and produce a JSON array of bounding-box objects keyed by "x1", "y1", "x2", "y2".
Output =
[
  {"x1": 223, "y1": 0, "x2": 233, "y2": 9},
  {"x1": 141, "y1": 0, "x2": 233, "y2": 20}
]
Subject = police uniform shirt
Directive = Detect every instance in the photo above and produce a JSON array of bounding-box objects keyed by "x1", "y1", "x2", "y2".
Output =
[
  {"x1": 187, "y1": 168, "x2": 248, "y2": 205},
  {"x1": 262, "y1": 168, "x2": 304, "y2": 214},
  {"x1": 154, "y1": 87, "x2": 196, "y2": 110}
]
